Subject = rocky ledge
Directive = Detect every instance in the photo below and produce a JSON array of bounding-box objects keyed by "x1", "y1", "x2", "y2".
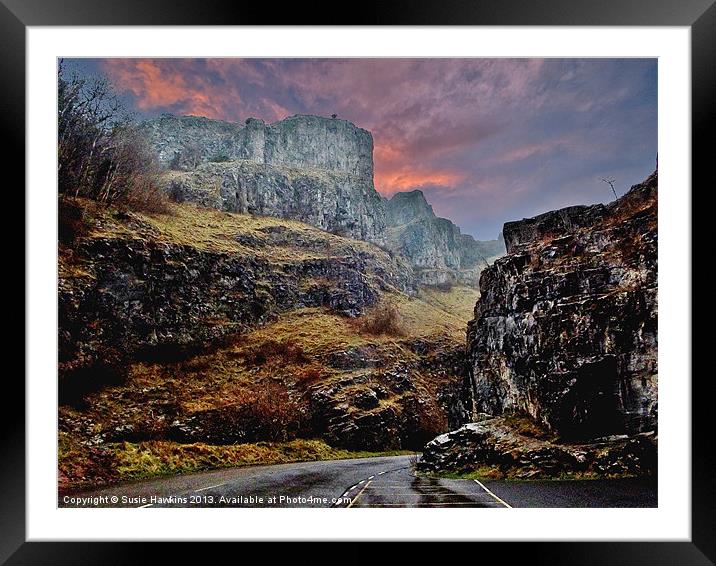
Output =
[
  {"x1": 164, "y1": 160, "x2": 387, "y2": 245},
  {"x1": 417, "y1": 415, "x2": 657, "y2": 479}
]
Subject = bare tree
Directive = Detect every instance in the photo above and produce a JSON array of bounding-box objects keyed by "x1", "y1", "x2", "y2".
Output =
[
  {"x1": 601, "y1": 178, "x2": 619, "y2": 200},
  {"x1": 58, "y1": 61, "x2": 161, "y2": 208}
]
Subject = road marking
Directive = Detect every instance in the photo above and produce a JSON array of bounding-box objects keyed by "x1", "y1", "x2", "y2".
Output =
[
  {"x1": 368, "y1": 475, "x2": 375, "y2": 480},
  {"x1": 359, "y1": 502, "x2": 484, "y2": 507},
  {"x1": 347, "y1": 480, "x2": 372, "y2": 508},
  {"x1": 194, "y1": 483, "x2": 226, "y2": 492},
  {"x1": 474, "y1": 479, "x2": 512, "y2": 508},
  {"x1": 138, "y1": 503, "x2": 153, "y2": 508},
  {"x1": 377, "y1": 471, "x2": 386, "y2": 475}
]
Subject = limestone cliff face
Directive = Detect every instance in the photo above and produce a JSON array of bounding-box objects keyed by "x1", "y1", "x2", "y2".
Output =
[
  {"x1": 467, "y1": 172, "x2": 658, "y2": 439},
  {"x1": 143, "y1": 114, "x2": 386, "y2": 245},
  {"x1": 165, "y1": 161, "x2": 386, "y2": 245},
  {"x1": 143, "y1": 114, "x2": 374, "y2": 179},
  {"x1": 385, "y1": 190, "x2": 505, "y2": 287}
]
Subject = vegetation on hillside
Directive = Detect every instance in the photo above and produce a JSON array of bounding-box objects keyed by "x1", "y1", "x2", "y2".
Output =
[
  {"x1": 58, "y1": 198, "x2": 478, "y2": 490},
  {"x1": 58, "y1": 61, "x2": 168, "y2": 213}
]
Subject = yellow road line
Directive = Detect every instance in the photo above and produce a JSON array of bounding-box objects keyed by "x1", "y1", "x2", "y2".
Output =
[{"x1": 347, "y1": 480, "x2": 372, "y2": 508}]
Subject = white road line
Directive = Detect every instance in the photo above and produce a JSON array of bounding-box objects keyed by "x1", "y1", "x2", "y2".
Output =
[
  {"x1": 360, "y1": 502, "x2": 481, "y2": 507},
  {"x1": 368, "y1": 475, "x2": 375, "y2": 479},
  {"x1": 378, "y1": 471, "x2": 386, "y2": 475},
  {"x1": 138, "y1": 503, "x2": 153, "y2": 508},
  {"x1": 194, "y1": 483, "x2": 226, "y2": 492},
  {"x1": 349, "y1": 484, "x2": 358, "y2": 490},
  {"x1": 347, "y1": 480, "x2": 372, "y2": 508},
  {"x1": 474, "y1": 479, "x2": 513, "y2": 508}
]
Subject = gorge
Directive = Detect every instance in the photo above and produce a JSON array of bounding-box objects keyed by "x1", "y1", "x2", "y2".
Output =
[{"x1": 58, "y1": 113, "x2": 657, "y2": 490}]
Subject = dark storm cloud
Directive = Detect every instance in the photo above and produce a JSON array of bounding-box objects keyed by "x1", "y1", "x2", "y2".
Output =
[{"x1": 67, "y1": 58, "x2": 657, "y2": 239}]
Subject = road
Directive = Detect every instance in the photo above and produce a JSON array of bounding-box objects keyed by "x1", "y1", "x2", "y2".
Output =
[{"x1": 59, "y1": 455, "x2": 657, "y2": 508}]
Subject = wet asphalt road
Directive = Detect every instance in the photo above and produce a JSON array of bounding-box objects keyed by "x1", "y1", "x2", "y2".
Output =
[{"x1": 59, "y1": 455, "x2": 656, "y2": 508}]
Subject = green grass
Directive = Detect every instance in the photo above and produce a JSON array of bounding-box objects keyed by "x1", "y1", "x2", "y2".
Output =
[
  {"x1": 422, "y1": 467, "x2": 632, "y2": 482},
  {"x1": 59, "y1": 435, "x2": 415, "y2": 490},
  {"x1": 420, "y1": 465, "x2": 503, "y2": 480},
  {"x1": 112, "y1": 439, "x2": 414, "y2": 481}
]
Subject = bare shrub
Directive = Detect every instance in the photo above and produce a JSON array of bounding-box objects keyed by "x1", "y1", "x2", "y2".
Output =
[
  {"x1": 58, "y1": 61, "x2": 163, "y2": 210},
  {"x1": 416, "y1": 402, "x2": 449, "y2": 443},
  {"x1": 354, "y1": 301, "x2": 406, "y2": 337},
  {"x1": 99, "y1": 127, "x2": 163, "y2": 206},
  {"x1": 58, "y1": 197, "x2": 91, "y2": 245},
  {"x1": 244, "y1": 340, "x2": 309, "y2": 366},
  {"x1": 221, "y1": 383, "x2": 308, "y2": 442},
  {"x1": 295, "y1": 363, "x2": 325, "y2": 385},
  {"x1": 119, "y1": 183, "x2": 171, "y2": 215}
]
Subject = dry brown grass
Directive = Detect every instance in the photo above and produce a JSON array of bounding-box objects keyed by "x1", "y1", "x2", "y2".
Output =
[
  {"x1": 242, "y1": 339, "x2": 309, "y2": 366},
  {"x1": 59, "y1": 436, "x2": 414, "y2": 490},
  {"x1": 111, "y1": 439, "x2": 402, "y2": 482},
  {"x1": 211, "y1": 381, "x2": 308, "y2": 442},
  {"x1": 353, "y1": 301, "x2": 406, "y2": 337}
]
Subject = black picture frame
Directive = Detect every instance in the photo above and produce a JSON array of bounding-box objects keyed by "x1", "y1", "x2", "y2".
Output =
[{"x1": 7, "y1": 0, "x2": 708, "y2": 561}]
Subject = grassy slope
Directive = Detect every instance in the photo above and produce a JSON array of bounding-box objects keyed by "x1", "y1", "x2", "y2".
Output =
[
  {"x1": 91, "y1": 199, "x2": 393, "y2": 261},
  {"x1": 59, "y1": 200, "x2": 478, "y2": 490}
]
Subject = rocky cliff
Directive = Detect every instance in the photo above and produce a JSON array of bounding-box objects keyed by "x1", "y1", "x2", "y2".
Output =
[
  {"x1": 143, "y1": 114, "x2": 374, "y2": 179},
  {"x1": 467, "y1": 171, "x2": 657, "y2": 439},
  {"x1": 144, "y1": 115, "x2": 501, "y2": 268},
  {"x1": 385, "y1": 190, "x2": 505, "y2": 286},
  {"x1": 143, "y1": 114, "x2": 386, "y2": 245},
  {"x1": 419, "y1": 171, "x2": 658, "y2": 478}
]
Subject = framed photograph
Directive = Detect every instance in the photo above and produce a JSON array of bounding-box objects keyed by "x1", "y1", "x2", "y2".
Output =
[{"x1": 11, "y1": 0, "x2": 708, "y2": 560}]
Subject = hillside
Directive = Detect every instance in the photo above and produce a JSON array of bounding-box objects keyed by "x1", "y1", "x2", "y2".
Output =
[{"x1": 59, "y1": 198, "x2": 478, "y2": 490}]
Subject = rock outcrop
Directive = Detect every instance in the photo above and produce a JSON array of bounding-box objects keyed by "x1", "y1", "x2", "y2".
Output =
[
  {"x1": 385, "y1": 190, "x2": 505, "y2": 286},
  {"x1": 309, "y1": 338, "x2": 472, "y2": 451},
  {"x1": 143, "y1": 114, "x2": 387, "y2": 245},
  {"x1": 164, "y1": 337, "x2": 471, "y2": 452},
  {"x1": 143, "y1": 114, "x2": 374, "y2": 179},
  {"x1": 418, "y1": 416, "x2": 657, "y2": 478},
  {"x1": 468, "y1": 172, "x2": 658, "y2": 439},
  {"x1": 165, "y1": 161, "x2": 386, "y2": 245}
]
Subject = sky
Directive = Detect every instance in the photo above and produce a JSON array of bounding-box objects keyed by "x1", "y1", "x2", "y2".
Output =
[{"x1": 66, "y1": 58, "x2": 657, "y2": 240}]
